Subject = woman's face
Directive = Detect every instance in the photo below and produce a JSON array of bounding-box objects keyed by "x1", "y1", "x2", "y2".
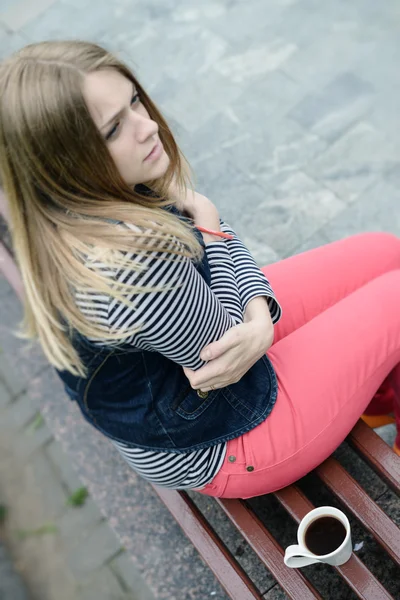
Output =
[{"x1": 83, "y1": 69, "x2": 170, "y2": 186}]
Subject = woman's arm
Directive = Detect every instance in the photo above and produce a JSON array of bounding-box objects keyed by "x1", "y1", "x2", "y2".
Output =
[
  {"x1": 220, "y1": 220, "x2": 282, "y2": 324},
  {"x1": 102, "y1": 231, "x2": 243, "y2": 371}
]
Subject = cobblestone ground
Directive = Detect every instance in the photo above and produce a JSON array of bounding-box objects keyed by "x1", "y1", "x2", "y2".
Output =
[
  {"x1": 1, "y1": 0, "x2": 399, "y2": 257},
  {"x1": 1, "y1": 0, "x2": 400, "y2": 598}
]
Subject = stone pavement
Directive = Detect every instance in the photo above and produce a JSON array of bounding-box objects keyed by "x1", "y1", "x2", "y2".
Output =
[
  {"x1": 0, "y1": 542, "x2": 30, "y2": 600},
  {"x1": 0, "y1": 0, "x2": 400, "y2": 598},
  {"x1": 0, "y1": 307, "x2": 155, "y2": 599}
]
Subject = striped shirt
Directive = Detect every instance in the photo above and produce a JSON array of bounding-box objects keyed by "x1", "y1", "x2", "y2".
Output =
[{"x1": 76, "y1": 218, "x2": 281, "y2": 490}]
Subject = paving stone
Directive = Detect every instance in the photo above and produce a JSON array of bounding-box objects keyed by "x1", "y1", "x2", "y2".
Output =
[
  {"x1": 20, "y1": 1, "x2": 117, "y2": 43},
  {"x1": 0, "y1": 274, "x2": 12, "y2": 299},
  {"x1": 241, "y1": 171, "x2": 345, "y2": 257},
  {"x1": 213, "y1": 39, "x2": 297, "y2": 85},
  {"x1": 110, "y1": 552, "x2": 156, "y2": 600},
  {"x1": 311, "y1": 179, "x2": 400, "y2": 244},
  {"x1": 179, "y1": 72, "x2": 302, "y2": 170},
  {"x1": 0, "y1": 352, "x2": 27, "y2": 398},
  {"x1": 0, "y1": 0, "x2": 55, "y2": 31},
  {"x1": 194, "y1": 158, "x2": 273, "y2": 228},
  {"x1": 107, "y1": 18, "x2": 228, "y2": 88},
  {"x1": 256, "y1": 0, "x2": 332, "y2": 53},
  {"x1": 206, "y1": 0, "x2": 298, "y2": 52},
  {"x1": 98, "y1": 0, "x2": 181, "y2": 71},
  {"x1": 0, "y1": 542, "x2": 30, "y2": 600},
  {"x1": 77, "y1": 565, "x2": 132, "y2": 600},
  {"x1": 29, "y1": 448, "x2": 69, "y2": 519},
  {"x1": 218, "y1": 117, "x2": 327, "y2": 191},
  {"x1": 374, "y1": 423, "x2": 397, "y2": 448},
  {"x1": 14, "y1": 417, "x2": 53, "y2": 461},
  {"x1": 160, "y1": 67, "x2": 244, "y2": 132},
  {"x1": 0, "y1": 292, "x2": 48, "y2": 391},
  {"x1": 177, "y1": 110, "x2": 251, "y2": 168},
  {"x1": 0, "y1": 379, "x2": 12, "y2": 409},
  {"x1": 307, "y1": 121, "x2": 400, "y2": 204},
  {"x1": 283, "y1": 24, "x2": 380, "y2": 92},
  {"x1": 289, "y1": 228, "x2": 334, "y2": 257},
  {"x1": 228, "y1": 70, "x2": 302, "y2": 133},
  {"x1": 289, "y1": 72, "x2": 374, "y2": 144},
  {"x1": 0, "y1": 28, "x2": 28, "y2": 61},
  {"x1": 353, "y1": 30, "x2": 400, "y2": 95},
  {"x1": 45, "y1": 438, "x2": 83, "y2": 494},
  {"x1": 58, "y1": 498, "x2": 104, "y2": 552},
  {"x1": 67, "y1": 520, "x2": 122, "y2": 579},
  {"x1": 0, "y1": 393, "x2": 41, "y2": 431}
]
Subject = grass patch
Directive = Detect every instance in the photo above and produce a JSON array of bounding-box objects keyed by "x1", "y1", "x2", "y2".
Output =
[
  {"x1": 27, "y1": 413, "x2": 45, "y2": 432},
  {"x1": 17, "y1": 523, "x2": 58, "y2": 540},
  {"x1": 66, "y1": 486, "x2": 89, "y2": 507}
]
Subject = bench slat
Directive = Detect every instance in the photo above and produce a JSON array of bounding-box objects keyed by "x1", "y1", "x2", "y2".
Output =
[
  {"x1": 217, "y1": 498, "x2": 322, "y2": 600},
  {"x1": 154, "y1": 488, "x2": 263, "y2": 600},
  {"x1": 275, "y1": 486, "x2": 394, "y2": 600},
  {"x1": 348, "y1": 421, "x2": 400, "y2": 496},
  {"x1": 317, "y1": 457, "x2": 400, "y2": 567}
]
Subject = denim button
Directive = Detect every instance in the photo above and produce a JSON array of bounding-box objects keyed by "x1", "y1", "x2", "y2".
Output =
[
  {"x1": 246, "y1": 465, "x2": 255, "y2": 472},
  {"x1": 228, "y1": 455, "x2": 236, "y2": 463},
  {"x1": 197, "y1": 389, "x2": 209, "y2": 398}
]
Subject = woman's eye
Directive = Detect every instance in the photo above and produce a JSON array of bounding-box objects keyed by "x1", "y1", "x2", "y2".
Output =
[
  {"x1": 131, "y1": 92, "x2": 140, "y2": 106},
  {"x1": 105, "y1": 93, "x2": 139, "y2": 141},
  {"x1": 105, "y1": 122, "x2": 119, "y2": 141}
]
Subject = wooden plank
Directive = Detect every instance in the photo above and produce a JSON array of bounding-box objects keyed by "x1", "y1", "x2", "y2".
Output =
[
  {"x1": 217, "y1": 498, "x2": 322, "y2": 600},
  {"x1": 275, "y1": 486, "x2": 394, "y2": 600},
  {"x1": 153, "y1": 488, "x2": 263, "y2": 600},
  {"x1": 348, "y1": 420, "x2": 400, "y2": 496},
  {"x1": 317, "y1": 457, "x2": 400, "y2": 566}
]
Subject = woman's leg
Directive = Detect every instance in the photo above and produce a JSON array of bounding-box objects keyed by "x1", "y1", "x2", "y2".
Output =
[
  {"x1": 264, "y1": 232, "x2": 400, "y2": 420},
  {"x1": 262, "y1": 232, "x2": 400, "y2": 342},
  {"x1": 199, "y1": 270, "x2": 400, "y2": 499}
]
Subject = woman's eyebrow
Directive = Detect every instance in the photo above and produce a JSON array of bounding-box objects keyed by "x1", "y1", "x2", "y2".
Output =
[{"x1": 100, "y1": 83, "x2": 136, "y2": 130}]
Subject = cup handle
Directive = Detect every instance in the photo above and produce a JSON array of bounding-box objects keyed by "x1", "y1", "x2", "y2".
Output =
[{"x1": 284, "y1": 545, "x2": 323, "y2": 568}]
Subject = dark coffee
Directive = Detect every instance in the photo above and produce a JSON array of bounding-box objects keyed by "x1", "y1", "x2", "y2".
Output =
[{"x1": 304, "y1": 516, "x2": 347, "y2": 555}]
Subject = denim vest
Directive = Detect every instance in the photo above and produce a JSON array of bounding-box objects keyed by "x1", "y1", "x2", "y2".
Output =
[{"x1": 56, "y1": 205, "x2": 278, "y2": 453}]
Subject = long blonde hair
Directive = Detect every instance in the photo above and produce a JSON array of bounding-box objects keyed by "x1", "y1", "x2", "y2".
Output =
[{"x1": 0, "y1": 40, "x2": 203, "y2": 376}]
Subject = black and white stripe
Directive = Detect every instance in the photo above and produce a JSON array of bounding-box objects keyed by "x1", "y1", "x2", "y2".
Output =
[
  {"x1": 76, "y1": 218, "x2": 281, "y2": 490},
  {"x1": 112, "y1": 440, "x2": 227, "y2": 489}
]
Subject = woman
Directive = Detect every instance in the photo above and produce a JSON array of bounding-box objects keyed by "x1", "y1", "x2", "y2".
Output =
[{"x1": 1, "y1": 40, "x2": 399, "y2": 500}]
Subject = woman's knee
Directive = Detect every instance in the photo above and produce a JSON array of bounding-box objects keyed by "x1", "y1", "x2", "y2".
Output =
[
  {"x1": 351, "y1": 231, "x2": 400, "y2": 271},
  {"x1": 358, "y1": 231, "x2": 400, "y2": 254}
]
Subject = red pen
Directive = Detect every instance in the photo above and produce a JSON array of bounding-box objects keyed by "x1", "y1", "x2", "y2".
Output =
[{"x1": 196, "y1": 226, "x2": 234, "y2": 240}]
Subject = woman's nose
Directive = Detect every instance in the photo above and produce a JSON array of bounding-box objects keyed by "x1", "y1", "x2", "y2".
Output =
[{"x1": 131, "y1": 112, "x2": 158, "y2": 142}]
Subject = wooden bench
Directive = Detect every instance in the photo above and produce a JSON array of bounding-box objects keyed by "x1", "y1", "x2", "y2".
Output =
[{"x1": 1, "y1": 196, "x2": 399, "y2": 599}]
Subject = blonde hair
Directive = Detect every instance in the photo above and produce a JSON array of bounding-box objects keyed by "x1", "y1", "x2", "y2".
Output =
[{"x1": 0, "y1": 40, "x2": 203, "y2": 376}]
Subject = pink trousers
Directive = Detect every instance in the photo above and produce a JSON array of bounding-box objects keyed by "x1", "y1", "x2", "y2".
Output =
[{"x1": 198, "y1": 233, "x2": 400, "y2": 499}]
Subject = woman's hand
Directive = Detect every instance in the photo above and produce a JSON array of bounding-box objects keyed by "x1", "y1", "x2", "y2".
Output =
[{"x1": 183, "y1": 310, "x2": 274, "y2": 392}]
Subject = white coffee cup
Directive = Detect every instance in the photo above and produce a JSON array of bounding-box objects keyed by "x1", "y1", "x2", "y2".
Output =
[{"x1": 284, "y1": 506, "x2": 352, "y2": 568}]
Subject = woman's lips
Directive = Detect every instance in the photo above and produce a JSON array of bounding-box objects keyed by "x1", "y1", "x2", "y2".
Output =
[{"x1": 144, "y1": 141, "x2": 162, "y2": 162}]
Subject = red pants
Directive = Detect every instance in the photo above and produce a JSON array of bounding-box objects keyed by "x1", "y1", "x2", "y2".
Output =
[{"x1": 199, "y1": 233, "x2": 400, "y2": 499}]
